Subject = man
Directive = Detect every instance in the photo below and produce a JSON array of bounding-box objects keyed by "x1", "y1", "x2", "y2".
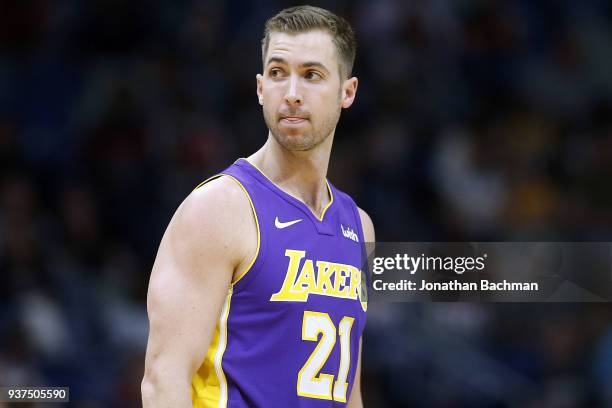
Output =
[{"x1": 142, "y1": 5, "x2": 374, "y2": 407}]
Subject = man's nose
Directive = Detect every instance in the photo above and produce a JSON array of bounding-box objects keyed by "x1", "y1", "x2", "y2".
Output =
[{"x1": 284, "y1": 75, "x2": 303, "y2": 106}]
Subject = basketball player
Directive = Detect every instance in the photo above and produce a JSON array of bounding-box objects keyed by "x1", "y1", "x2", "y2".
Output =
[{"x1": 142, "y1": 6, "x2": 374, "y2": 407}]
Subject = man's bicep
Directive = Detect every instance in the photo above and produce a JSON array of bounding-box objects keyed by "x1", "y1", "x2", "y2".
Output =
[
  {"x1": 145, "y1": 238, "x2": 233, "y2": 385},
  {"x1": 145, "y1": 233, "x2": 233, "y2": 379},
  {"x1": 144, "y1": 187, "x2": 242, "y2": 383}
]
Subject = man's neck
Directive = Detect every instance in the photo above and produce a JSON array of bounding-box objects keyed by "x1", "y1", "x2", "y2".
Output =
[{"x1": 247, "y1": 132, "x2": 334, "y2": 218}]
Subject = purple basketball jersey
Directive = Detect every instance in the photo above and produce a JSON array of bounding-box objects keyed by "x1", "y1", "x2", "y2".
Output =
[{"x1": 191, "y1": 158, "x2": 367, "y2": 408}]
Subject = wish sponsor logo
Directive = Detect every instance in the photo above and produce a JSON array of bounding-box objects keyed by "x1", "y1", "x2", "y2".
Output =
[{"x1": 341, "y1": 224, "x2": 359, "y2": 243}]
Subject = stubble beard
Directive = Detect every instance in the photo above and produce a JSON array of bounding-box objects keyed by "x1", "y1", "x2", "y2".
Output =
[{"x1": 263, "y1": 102, "x2": 342, "y2": 152}]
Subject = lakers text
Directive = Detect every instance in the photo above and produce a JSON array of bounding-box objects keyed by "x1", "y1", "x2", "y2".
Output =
[{"x1": 270, "y1": 249, "x2": 367, "y2": 311}]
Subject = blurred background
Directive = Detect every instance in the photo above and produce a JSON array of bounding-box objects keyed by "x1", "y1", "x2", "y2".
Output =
[{"x1": 0, "y1": 0, "x2": 611, "y2": 406}]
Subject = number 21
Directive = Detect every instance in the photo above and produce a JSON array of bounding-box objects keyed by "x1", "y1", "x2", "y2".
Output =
[{"x1": 297, "y1": 311, "x2": 355, "y2": 402}]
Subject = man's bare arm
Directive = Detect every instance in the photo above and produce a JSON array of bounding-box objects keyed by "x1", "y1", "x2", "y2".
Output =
[
  {"x1": 347, "y1": 207, "x2": 375, "y2": 408},
  {"x1": 141, "y1": 177, "x2": 257, "y2": 407}
]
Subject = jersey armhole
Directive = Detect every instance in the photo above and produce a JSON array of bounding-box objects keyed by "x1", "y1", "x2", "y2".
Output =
[
  {"x1": 350, "y1": 198, "x2": 366, "y2": 244},
  {"x1": 351, "y1": 199, "x2": 370, "y2": 269}
]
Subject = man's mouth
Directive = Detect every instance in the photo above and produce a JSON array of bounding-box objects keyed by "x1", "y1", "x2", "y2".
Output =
[{"x1": 280, "y1": 116, "x2": 308, "y2": 124}]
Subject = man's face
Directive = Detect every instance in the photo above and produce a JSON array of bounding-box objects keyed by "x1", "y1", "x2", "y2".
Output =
[{"x1": 257, "y1": 30, "x2": 357, "y2": 151}]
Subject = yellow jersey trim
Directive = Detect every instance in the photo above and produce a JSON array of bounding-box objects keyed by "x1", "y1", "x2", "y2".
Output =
[
  {"x1": 216, "y1": 289, "x2": 232, "y2": 407},
  {"x1": 192, "y1": 289, "x2": 233, "y2": 407},
  {"x1": 192, "y1": 174, "x2": 261, "y2": 286},
  {"x1": 243, "y1": 158, "x2": 334, "y2": 222}
]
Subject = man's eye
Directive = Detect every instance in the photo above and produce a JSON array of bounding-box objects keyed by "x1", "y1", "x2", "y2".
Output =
[
  {"x1": 269, "y1": 68, "x2": 283, "y2": 77},
  {"x1": 305, "y1": 71, "x2": 322, "y2": 80}
]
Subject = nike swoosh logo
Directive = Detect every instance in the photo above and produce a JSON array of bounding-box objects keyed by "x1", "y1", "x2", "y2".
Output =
[{"x1": 275, "y1": 217, "x2": 303, "y2": 229}]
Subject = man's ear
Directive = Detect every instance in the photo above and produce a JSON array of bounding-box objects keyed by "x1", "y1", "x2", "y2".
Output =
[
  {"x1": 341, "y1": 77, "x2": 358, "y2": 109},
  {"x1": 256, "y1": 74, "x2": 264, "y2": 106}
]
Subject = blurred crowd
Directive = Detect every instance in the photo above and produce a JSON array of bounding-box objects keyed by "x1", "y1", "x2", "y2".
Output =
[{"x1": 0, "y1": 0, "x2": 611, "y2": 406}]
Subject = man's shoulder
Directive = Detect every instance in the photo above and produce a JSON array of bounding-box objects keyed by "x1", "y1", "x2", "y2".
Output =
[
  {"x1": 328, "y1": 182, "x2": 375, "y2": 242},
  {"x1": 330, "y1": 184, "x2": 365, "y2": 217},
  {"x1": 357, "y1": 207, "x2": 375, "y2": 242},
  {"x1": 176, "y1": 175, "x2": 254, "y2": 236},
  {"x1": 191, "y1": 175, "x2": 249, "y2": 206},
  {"x1": 328, "y1": 182, "x2": 358, "y2": 208}
]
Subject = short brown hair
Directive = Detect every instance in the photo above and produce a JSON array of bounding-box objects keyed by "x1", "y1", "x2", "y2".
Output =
[{"x1": 261, "y1": 5, "x2": 356, "y2": 79}]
